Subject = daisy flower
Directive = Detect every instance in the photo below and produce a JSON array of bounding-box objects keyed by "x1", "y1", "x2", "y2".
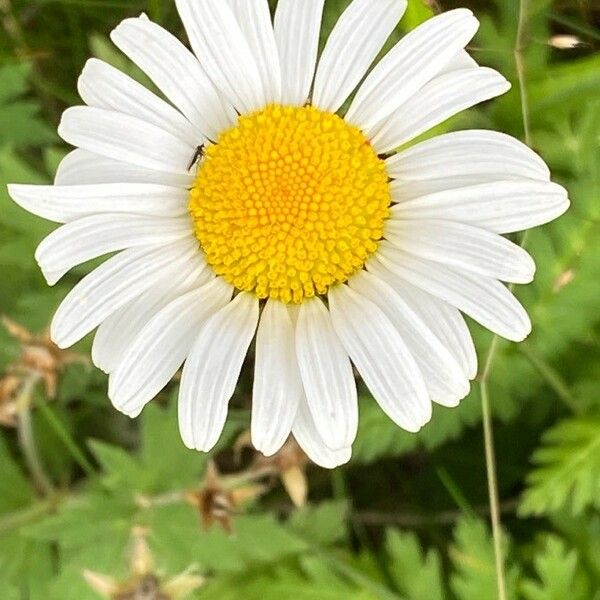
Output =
[{"x1": 8, "y1": 0, "x2": 569, "y2": 468}]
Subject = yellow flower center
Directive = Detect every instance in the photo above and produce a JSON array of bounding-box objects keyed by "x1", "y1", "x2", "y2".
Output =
[{"x1": 188, "y1": 104, "x2": 391, "y2": 303}]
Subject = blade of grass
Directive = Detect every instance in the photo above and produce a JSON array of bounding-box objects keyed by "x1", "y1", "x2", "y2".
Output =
[{"x1": 37, "y1": 400, "x2": 96, "y2": 476}]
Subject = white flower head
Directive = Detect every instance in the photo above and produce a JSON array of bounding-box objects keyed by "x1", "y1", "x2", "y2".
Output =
[{"x1": 8, "y1": 0, "x2": 569, "y2": 468}]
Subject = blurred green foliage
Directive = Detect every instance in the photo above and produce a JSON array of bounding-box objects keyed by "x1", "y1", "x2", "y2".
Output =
[{"x1": 0, "y1": 0, "x2": 599, "y2": 598}]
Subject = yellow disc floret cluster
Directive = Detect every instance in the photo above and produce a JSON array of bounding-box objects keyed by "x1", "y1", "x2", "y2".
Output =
[{"x1": 188, "y1": 104, "x2": 391, "y2": 304}]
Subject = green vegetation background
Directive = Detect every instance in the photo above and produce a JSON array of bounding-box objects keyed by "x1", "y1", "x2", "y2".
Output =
[{"x1": 0, "y1": 0, "x2": 599, "y2": 598}]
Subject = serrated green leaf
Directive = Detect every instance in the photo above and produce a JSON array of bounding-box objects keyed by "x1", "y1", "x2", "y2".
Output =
[
  {"x1": 450, "y1": 518, "x2": 519, "y2": 600},
  {"x1": 520, "y1": 416, "x2": 600, "y2": 516},
  {"x1": 385, "y1": 530, "x2": 444, "y2": 600},
  {"x1": 288, "y1": 500, "x2": 348, "y2": 546},
  {"x1": 353, "y1": 394, "x2": 481, "y2": 464},
  {"x1": 139, "y1": 401, "x2": 207, "y2": 492},
  {"x1": 521, "y1": 536, "x2": 590, "y2": 600}
]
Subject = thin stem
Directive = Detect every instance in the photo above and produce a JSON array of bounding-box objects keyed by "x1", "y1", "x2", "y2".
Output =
[
  {"x1": 520, "y1": 343, "x2": 580, "y2": 413},
  {"x1": 436, "y1": 467, "x2": 477, "y2": 519},
  {"x1": 0, "y1": 498, "x2": 58, "y2": 535},
  {"x1": 135, "y1": 466, "x2": 278, "y2": 508},
  {"x1": 353, "y1": 499, "x2": 519, "y2": 528},
  {"x1": 481, "y1": 380, "x2": 507, "y2": 600},
  {"x1": 16, "y1": 377, "x2": 55, "y2": 498},
  {"x1": 477, "y1": 4, "x2": 533, "y2": 594},
  {"x1": 514, "y1": 0, "x2": 532, "y2": 146}
]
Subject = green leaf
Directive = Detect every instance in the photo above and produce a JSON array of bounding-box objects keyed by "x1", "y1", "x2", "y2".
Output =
[
  {"x1": 521, "y1": 536, "x2": 590, "y2": 600},
  {"x1": 450, "y1": 518, "x2": 519, "y2": 600},
  {"x1": 0, "y1": 531, "x2": 55, "y2": 600},
  {"x1": 0, "y1": 434, "x2": 35, "y2": 513},
  {"x1": 88, "y1": 439, "x2": 148, "y2": 491},
  {"x1": 353, "y1": 394, "x2": 481, "y2": 464},
  {"x1": 385, "y1": 530, "x2": 444, "y2": 600},
  {"x1": 288, "y1": 501, "x2": 348, "y2": 546},
  {"x1": 88, "y1": 400, "x2": 208, "y2": 496},
  {"x1": 520, "y1": 416, "x2": 600, "y2": 516},
  {"x1": 0, "y1": 63, "x2": 56, "y2": 148},
  {"x1": 528, "y1": 54, "x2": 600, "y2": 116},
  {"x1": 401, "y1": 0, "x2": 435, "y2": 31},
  {"x1": 139, "y1": 401, "x2": 208, "y2": 492},
  {"x1": 89, "y1": 34, "x2": 156, "y2": 91}
]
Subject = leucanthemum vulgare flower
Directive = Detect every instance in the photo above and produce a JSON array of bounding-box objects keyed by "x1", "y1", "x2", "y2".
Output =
[{"x1": 8, "y1": 0, "x2": 569, "y2": 468}]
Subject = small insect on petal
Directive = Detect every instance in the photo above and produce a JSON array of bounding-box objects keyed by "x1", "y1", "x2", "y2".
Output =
[{"x1": 187, "y1": 144, "x2": 206, "y2": 171}]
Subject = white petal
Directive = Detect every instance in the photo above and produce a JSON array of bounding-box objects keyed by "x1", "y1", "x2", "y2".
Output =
[
  {"x1": 373, "y1": 244, "x2": 532, "y2": 342},
  {"x1": 445, "y1": 50, "x2": 479, "y2": 72},
  {"x1": 391, "y1": 180, "x2": 570, "y2": 234},
  {"x1": 386, "y1": 129, "x2": 550, "y2": 185},
  {"x1": 7, "y1": 182, "x2": 188, "y2": 224},
  {"x1": 348, "y1": 271, "x2": 469, "y2": 407},
  {"x1": 175, "y1": 0, "x2": 265, "y2": 114},
  {"x1": 78, "y1": 58, "x2": 203, "y2": 147},
  {"x1": 35, "y1": 214, "x2": 192, "y2": 285},
  {"x1": 93, "y1": 257, "x2": 210, "y2": 374},
  {"x1": 55, "y1": 149, "x2": 193, "y2": 188},
  {"x1": 51, "y1": 238, "x2": 198, "y2": 348},
  {"x1": 328, "y1": 284, "x2": 430, "y2": 432},
  {"x1": 347, "y1": 9, "x2": 478, "y2": 131},
  {"x1": 295, "y1": 297, "x2": 357, "y2": 450},
  {"x1": 368, "y1": 262, "x2": 477, "y2": 379},
  {"x1": 109, "y1": 278, "x2": 233, "y2": 417},
  {"x1": 58, "y1": 106, "x2": 194, "y2": 175},
  {"x1": 384, "y1": 219, "x2": 536, "y2": 284},
  {"x1": 227, "y1": 0, "x2": 281, "y2": 103},
  {"x1": 312, "y1": 0, "x2": 407, "y2": 112},
  {"x1": 372, "y1": 67, "x2": 511, "y2": 153},
  {"x1": 111, "y1": 16, "x2": 235, "y2": 139},
  {"x1": 252, "y1": 300, "x2": 302, "y2": 456},
  {"x1": 179, "y1": 292, "x2": 259, "y2": 452},
  {"x1": 292, "y1": 399, "x2": 351, "y2": 469},
  {"x1": 274, "y1": 0, "x2": 324, "y2": 106}
]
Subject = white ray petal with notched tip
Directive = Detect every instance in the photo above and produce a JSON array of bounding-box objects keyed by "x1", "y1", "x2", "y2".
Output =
[
  {"x1": 7, "y1": 182, "x2": 188, "y2": 224},
  {"x1": 372, "y1": 67, "x2": 511, "y2": 153},
  {"x1": 58, "y1": 106, "x2": 194, "y2": 174},
  {"x1": 348, "y1": 271, "x2": 470, "y2": 407},
  {"x1": 179, "y1": 292, "x2": 259, "y2": 452},
  {"x1": 295, "y1": 297, "x2": 358, "y2": 451},
  {"x1": 111, "y1": 16, "x2": 235, "y2": 139},
  {"x1": 274, "y1": 0, "x2": 325, "y2": 105},
  {"x1": 312, "y1": 0, "x2": 407, "y2": 113},
  {"x1": 252, "y1": 300, "x2": 302, "y2": 457},
  {"x1": 36, "y1": 213, "x2": 192, "y2": 285},
  {"x1": 292, "y1": 398, "x2": 352, "y2": 469},
  {"x1": 78, "y1": 58, "x2": 204, "y2": 147},
  {"x1": 347, "y1": 8, "x2": 479, "y2": 131},
  {"x1": 55, "y1": 149, "x2": 193, "y2": 188},
  {"x1": 51, "y1": 238, "x2": 198, "y2": 349},
  {"x1": 109, "y1": 278, "x2": 233, "y2": 418},
  {"x1": 390, "y1": 180, "x2": 570, "y2": 234},
  {"x1": 227, "y1": 0, "x2": 282, "y2": 103},
  {"x1": 328, "y1": 284, "x2": 431, "y2": 431},
  {"x1": 366, "y1": 260, "x2": 478, "y2": 380},
  {"x1": 384, "y1": 219, "x2": 536, "y2": 284},
  {"x1": 175, "y1": 0, "x2": 265, "y2": 114},
  {"x1": 93, "y1": 257, "x2": 210, "y2": 374},
  {"x1": 374, "y1": 244, "x2": 532, "y2": 342},
  {"x1": 386, "y1": 130, "x2": 550, "y2": 182}
]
